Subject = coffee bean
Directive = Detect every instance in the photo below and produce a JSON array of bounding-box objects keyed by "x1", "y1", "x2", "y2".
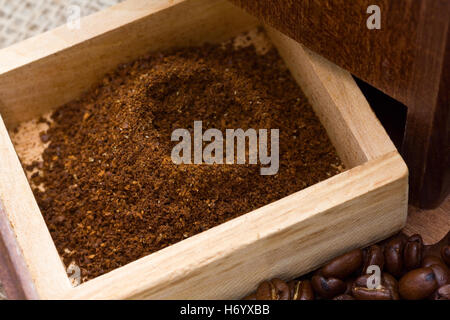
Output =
[
  {"x1": 311, "y1": 275, "x2": 346, "y2": 299},
  {"x1": 404, "y1": 234, "x2": 423, "y2": 271},
  {"x1": 421, "y1": 255, "x2": 449, "y2": 287},
  {"x1": 441, "y1": 245, "x2": 450, "y2": 267},
  {"x1": 256, "y1": 281, "x2": 275, "y2": 300},
  {"x1": 351, "y1": 273, "x2": 399, "y2": 300},
  {"x1": 256, "y1": 278, "x2": 290, "y2": 300},
  {"x1": 352, "y1": 287, "x2": 392, "y2": 300},
  {"x1": 385, "y1": 236, "x2": 405, "y2": 277},
  {"x1": 288, "y1": 280, "x2": 314, "y2": 300},
  {"x1": 399, "y1": 267, "x2": 438, "y2": 300},
  {"x1": 383, "y1": 273, "x2": 400, "y2": 300},
  {"x1": 271, "y1": 278, "x2": 290, "y2": 300},
  {"x1": 344, "y1": 278, "x2": 355, "y2": 295},
  {"x1": 422, "y1": 255, "x2": 444, "y2": 268},
  {"x1": 362, "y1": 245, "x2": 384, "y2": 274},
  {"x1": 333, "y1": 294, "x2": 355, "y2": 300},
  {"x1": 243, "y1": 232, "x2": 449, "y2": 301},
  {"x1": 353, "y1": 274, "x2": 370, "y2": 287},
  {"x1": 321, "y1": 249, "x2": 363, "y2": 279},
  {"x1": 430, "y1": 284, "x2": 450, "y2": 300},
  {"x1": 428, "y1": 263, "x2": 449, "y2": 287}
]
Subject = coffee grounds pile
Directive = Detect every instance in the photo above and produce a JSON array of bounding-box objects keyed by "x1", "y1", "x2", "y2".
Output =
[{"x1": 27, "y1": 41, "x2": 343, "y2": 281}]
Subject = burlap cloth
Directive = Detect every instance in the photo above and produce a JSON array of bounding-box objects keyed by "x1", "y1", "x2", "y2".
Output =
[
  {"x1": 0, "y1": 0, "x2": 123, "y2": 49},
  {"x1": 0, "y1": 0, "x2": 123, "y2": 299}
]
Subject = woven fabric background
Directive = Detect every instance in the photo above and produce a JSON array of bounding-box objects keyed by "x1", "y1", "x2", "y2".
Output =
[
  {"x1": 0, "y1": 0, "x2": 123, "y2": 49},
  {"x1": 0, "y1": 0, "x2": 123, "y2": 299}
]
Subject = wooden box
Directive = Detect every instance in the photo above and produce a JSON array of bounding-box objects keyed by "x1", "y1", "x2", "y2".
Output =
[{"x1": 0, "y1": 0, "x2": 408, "y2": 299}]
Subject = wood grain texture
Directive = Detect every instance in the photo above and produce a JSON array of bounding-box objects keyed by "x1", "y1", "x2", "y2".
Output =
[
  {"x1": 228, "y1": 0, "x2": 422, "y2": 104},
  {"x1": 0, "y1": 203, "x2": 39, "y2": 299},
  {"x1": 0, "y1": 115, "x2": 71, "y2": 299},
  {"x1": 0, "y1": 0, "x2": 408, "y2": 299},
  {"x1": 404, "y1": 195, "x2": 450, "y2": 245},
  {"x1": 228, "y1": 0, "x2": 450, "y2": 209},
  {"x1": 403, "y1": 23, "x2": 450, "y2": 208}
]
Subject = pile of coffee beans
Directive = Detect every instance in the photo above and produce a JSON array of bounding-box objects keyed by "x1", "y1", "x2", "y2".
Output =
[{"x1": 243, "y1": 232, "x2": 450, "y2": 300}]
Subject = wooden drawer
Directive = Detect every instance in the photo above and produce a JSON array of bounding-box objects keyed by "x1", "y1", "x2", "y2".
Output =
[{"x1": 0, "y1": 0, "x2": 408, "y2": 299}]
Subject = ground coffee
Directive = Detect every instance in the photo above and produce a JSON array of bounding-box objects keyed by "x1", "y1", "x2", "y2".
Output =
[{"x1": 25, "y1": 40, "x2": 343, "y2": 281}]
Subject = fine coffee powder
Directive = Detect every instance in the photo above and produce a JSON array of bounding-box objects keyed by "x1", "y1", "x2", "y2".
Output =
[{"x1": 24, "y1": 39, "x2": 343, "y2": 281}]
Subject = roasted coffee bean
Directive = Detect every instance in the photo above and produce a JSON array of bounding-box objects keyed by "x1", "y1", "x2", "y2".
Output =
[
  {"x1": 272, "y1": 278, "x2": 290, "y2": 300},
  {"x1": 383, "y1": 273, "x2": 400, "y2": 300},
  {"x1": 442, "y1": 245, "x2": 450, "y2": 267},
  {"x1": 288, "y1": 280, "x2": 314, "y2": 300},
  {"x1": 351, "y1": 273, "x2": 399, "y2": 300},
  {"x1": 352, "y1": 287, "x2": 392, "y2": 300},
  {"x1": 333, "y1": 294, "x2": 355, "y2": 300},
  {"x1": 362, "y1": 245, "x2": 384, "y2": 274},
  {"x1": 430, "y1": 284, "x2": 450, "y2": 300},
  {"x1": 256, "y1": 281, "x2": 275, "y2": 300},
  {"x1": 344, "y1": 278, "x2": 355, "y2": 295},
  {"x1": 244, "y1": 232, "x2": 449, "y2": 301},
  {"x1": 399, "y1": 267, "x2": 438, "y2": 300},
  {"x1": 421, "y1": 255, "x2": 449, "y2": 287},
  {"x1": 312, "y1": 274, "x2": 346, "y2": 299},
  {"x1": 385, "y1": 236, "x2": 405, "y2": 277},
  {"x1": 255, "y1": 278, "x2": 290, "y2": 300},
  {"x1": 428, "y1": 263, "x2": 449, "y2": 287},
  {"x1": 321, "y1": 249, "x2": 363, "y2": 279},
  {"x1": 403, "y1": 234, "x2": 423, "y2": 270},
  {"x1": 422, "y1": 255, "x2": 444, "y2": 268},
  {"x1": 353, "y1": 274, "x2": 370, "y2": 287}
]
